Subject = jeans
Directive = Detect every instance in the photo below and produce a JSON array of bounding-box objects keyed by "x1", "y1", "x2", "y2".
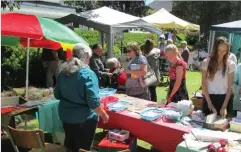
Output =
[
  {"x1": 149, "y1": 86, "x2": 157, "y2": 102},
  {"x1": 63, "y1": 119, "x2": 97, "y2": 152}
]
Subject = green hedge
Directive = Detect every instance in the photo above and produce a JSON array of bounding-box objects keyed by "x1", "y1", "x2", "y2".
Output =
[{"x1": 75, "y1": 29, "x2": 158, "y2": 55}]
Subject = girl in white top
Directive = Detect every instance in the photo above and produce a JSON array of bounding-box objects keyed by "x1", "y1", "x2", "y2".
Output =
[{"x1": 201, "y1": 36, "x2": 236, "y2": 117}]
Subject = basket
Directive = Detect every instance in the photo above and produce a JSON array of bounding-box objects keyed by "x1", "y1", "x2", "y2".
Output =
[
  {"x1": 191, "y1": 97, "x2": 203, "y2": 110},
  {"x1": 140, "y1": 108, "x2": 163, "y2": 121},
  {"x1": 191, "y1": 87, "x2": 203, "y2": 110},
  {"x1": 100, "y1": 96, "x2": 119, "y2": 110},
  {"x1": 230, "y1": 121, "x2": 241, "y2": 133}
]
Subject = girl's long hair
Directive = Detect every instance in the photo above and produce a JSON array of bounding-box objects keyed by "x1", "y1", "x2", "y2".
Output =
[{"x1": 207, "y1": 36, "x2": 230, "y2": 80}]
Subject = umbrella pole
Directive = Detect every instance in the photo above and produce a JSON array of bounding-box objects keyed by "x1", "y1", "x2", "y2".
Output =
[{"x1": 25, "y1": 38, "x2": 30, "y2": 100}]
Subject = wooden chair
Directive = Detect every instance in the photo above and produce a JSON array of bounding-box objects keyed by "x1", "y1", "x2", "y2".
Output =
[{"x1": 7, "y1": 126, "x2": 65, "y2": 152}]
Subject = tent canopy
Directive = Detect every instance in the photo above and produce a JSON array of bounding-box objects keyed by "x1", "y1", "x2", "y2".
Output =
[
  {"x1": 142, "y1": 8, "x2": 200, "y2": 31},
  {"x1": 211, "y1": 20, "x2": 241, "y2": 32},
  {"x1": 56, "y1": 6, "x2": 162, "y2": 35},
  {"x1": 57, "y1": 6, "x2": 162, "y2": 57}
]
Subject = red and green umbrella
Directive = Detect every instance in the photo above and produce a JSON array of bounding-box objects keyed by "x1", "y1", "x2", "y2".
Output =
[
  {"x1": 1, "y1": 13, "x2": 88, "y2": 99},
  {"x1": 1, "y1": 12, "x2": 88, "y2": 50}
]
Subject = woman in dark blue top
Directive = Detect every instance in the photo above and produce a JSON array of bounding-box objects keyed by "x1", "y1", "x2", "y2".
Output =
[{"x1": 54, "y1": 43, "x2": 109, "y2": 152}]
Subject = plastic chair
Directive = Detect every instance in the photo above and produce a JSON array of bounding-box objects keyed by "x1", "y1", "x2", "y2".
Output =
[{"x1": 7, "y1": 126, "x2": 65, "y2": 152}]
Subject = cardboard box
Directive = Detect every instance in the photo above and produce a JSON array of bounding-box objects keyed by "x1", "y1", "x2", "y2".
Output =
[
  {"x1": 1, "y1": 96, "x2": 27, "y2": 107},
  {"x1": 204, "y1": 116, "x2": 230, "y2": 131}
]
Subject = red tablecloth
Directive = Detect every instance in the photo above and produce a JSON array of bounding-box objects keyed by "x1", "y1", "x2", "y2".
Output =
[
  {"x1": 98, "y1": 94, "x2": 192, "y2": 152},
  {"x1": 1, "y1": 107, "x2": 26, "y2": 114}
]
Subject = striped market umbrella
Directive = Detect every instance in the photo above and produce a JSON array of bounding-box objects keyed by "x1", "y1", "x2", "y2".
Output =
[
  {"x1": 1, "y1": 13, "x2": 88, "y2": 99},
  {"x1": 1, "y1": 12, "x2": 88, "y2": 50}
]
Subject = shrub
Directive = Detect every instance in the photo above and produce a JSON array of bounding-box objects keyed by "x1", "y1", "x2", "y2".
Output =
[{"x1": 1, "y1": 45, "x2": 45, "y2": 90}]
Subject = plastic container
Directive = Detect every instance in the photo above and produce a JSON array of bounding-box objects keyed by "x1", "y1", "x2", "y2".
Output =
[
  {"x1": 100, "y1": 96, "x2": 119, "y2": 110},
  {"x1": 108, "y1": 129, "x2": 130, "y2": 142},
  {"x1": 140, "y1": 108, "x2": 163, "y2": 121},
  {"x1": 230, "y1": 121, "x2": 241, "y2": 133},
  {"x1": 99, "y1": 88, "x2": 117, "y2": 97},
  {"x1": 163, "y1": 108, "x2": 182, "y2": 121},
  {"x1": 107, "y1": 100, "x2": 129, "y2": 112}
]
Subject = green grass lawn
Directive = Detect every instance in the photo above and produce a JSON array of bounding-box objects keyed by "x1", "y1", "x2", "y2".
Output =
[
  {"x1": 17, "y1": 71, "x2": 201, "y2": 151},
  {"x1": 157, "y1": 70, "x2": 202, "y2": 101}
]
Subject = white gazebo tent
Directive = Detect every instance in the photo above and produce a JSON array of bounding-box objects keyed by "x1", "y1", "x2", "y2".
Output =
[
  {"x1": 208, "y1": 20, "x2": 241, "y2": 57},
  {"x1": 142, "y1": 8, "x2": 200, "y2": 31},
  {"x1": 56, "y1": 6, "x2": 162, "y2": 57}
]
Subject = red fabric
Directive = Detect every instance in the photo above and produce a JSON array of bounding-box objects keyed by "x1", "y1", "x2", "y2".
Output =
[
  {"x1": 1, "y1": 107, "x2": 26, "y2": 114},
  {"x1": 66, "y1": 49, "x2": 73, "y2": 60},
  {"x1": 98, "y1": 107, "x2": 191, "y2": 152},
  {"x1": 160, "y1": 51, "x2": 165, "y2": 57},
  {"x1": 100, "y1": 96, "x2": 119, "y2": 110},
  {"x1": 20, "y1": 37, "x2": 61, "y2": 50},
  {"x1": 116, "y1": 73, "x2": 127, "y2": 86},
  {"x1": 109, "y1": 68, "x2": 127, "y2": 86},
  {"x1": 98, "y1": 137, "x2": 130, "y2": 149},
  {"x1": 1, "y1": 13, "x2": 43, "y2": 39},
  {"x1": 169, "y1": 59, "x2": 187, "y2": 80}
]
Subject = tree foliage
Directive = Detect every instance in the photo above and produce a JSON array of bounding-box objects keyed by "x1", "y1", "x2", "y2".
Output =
[
  {"x1": 63, "y1": 0, "x2": 152, "y2": 17},
  {"x1": 63, "y1": 1, "x2": 98, "y2": 13},
  {"x1": 97, "y1": 1, "x2": 150, "y2": 17},
  {"x1": 1, "y1": 1, "x2": 21, "y2": 11},
  {"x1": 172, "y1": 1, "x2": 241, "y2": 38}
]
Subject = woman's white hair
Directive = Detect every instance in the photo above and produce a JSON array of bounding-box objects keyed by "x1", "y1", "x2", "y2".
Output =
[
  {"x1": 106, "y1": 58, "x2": 119, "y2": 69},
  {"x1": 62, "y1": 43, "x2": 92, "y2": 76}
]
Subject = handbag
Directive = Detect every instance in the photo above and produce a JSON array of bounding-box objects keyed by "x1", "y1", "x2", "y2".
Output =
[{"x1": 140, "y1": 63, "x2": 157, "y2": 87}]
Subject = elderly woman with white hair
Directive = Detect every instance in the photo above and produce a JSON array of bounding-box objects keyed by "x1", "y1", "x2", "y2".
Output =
[
  {"x1": 54, "y1": 43, "x2": 109, "y2": 152},
  {"x1": 106, "y1": 58, "x2": 126, "y2": 90}
]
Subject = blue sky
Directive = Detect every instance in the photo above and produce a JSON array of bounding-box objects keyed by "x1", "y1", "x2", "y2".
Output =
[{"x1": 145, "y1": 0, "x2": 155, "y2": 5}]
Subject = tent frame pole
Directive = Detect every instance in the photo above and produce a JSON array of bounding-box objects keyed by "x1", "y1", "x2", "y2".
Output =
[{"x1": 25, "y1": 38, "x2": 30, "y2": 100}]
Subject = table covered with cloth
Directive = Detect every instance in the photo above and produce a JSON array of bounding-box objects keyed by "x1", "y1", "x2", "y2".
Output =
[
  {"x1": 98, "y1": 94, "x2": 192, "y2": 152},
  {"x1": 176, "y1": 140, "x2": 207, "y2": 152},
  {"x1": 38, "y1": 100, "x2": 63, "y2": 133}
]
